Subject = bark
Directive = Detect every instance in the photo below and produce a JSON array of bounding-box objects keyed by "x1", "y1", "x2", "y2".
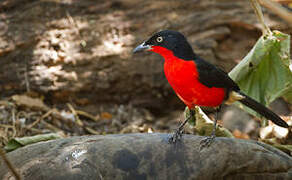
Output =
[{"x1": 0, "y1": 133, "x2": 291, "y2": 180}]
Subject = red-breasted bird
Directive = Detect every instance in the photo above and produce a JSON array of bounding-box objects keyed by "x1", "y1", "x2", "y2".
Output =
[{"x1": 133, "y1": 30, "x2": 289, "y2": 146}]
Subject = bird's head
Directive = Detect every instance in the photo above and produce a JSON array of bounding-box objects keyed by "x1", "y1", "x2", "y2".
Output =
[{"x1": 133, "y1": 30, "x2": 195, "y2": 60}]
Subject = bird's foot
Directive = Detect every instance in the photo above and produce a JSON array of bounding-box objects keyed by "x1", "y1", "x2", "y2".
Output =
[
  {"x1": 199, "y1": 134, "x2": 216, "y2": 150},
  {"x1": 168, "y1": 128, "x2": 184, "y2": 144}
]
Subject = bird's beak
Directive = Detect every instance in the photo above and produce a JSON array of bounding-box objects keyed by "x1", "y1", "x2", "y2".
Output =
[{"x1": 133, "y1": 42, "x2": 152, "y2": 53}]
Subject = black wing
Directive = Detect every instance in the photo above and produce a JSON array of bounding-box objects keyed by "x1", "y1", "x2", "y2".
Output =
[{"x1": 194, "y1": 57, "x2": 240, "y2": 91}]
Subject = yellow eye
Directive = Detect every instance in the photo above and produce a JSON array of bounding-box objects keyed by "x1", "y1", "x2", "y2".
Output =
[{"x1": 156, "y1": 36, "x2": 163, "y2": 42}]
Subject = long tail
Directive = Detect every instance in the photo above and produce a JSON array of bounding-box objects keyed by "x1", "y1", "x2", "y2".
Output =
[{"x1": 238, "y1": 92, "x2": 289, "y2": 128}]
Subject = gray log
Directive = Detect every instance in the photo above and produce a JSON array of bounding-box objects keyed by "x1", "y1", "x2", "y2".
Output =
[{"x1": 0, "y1": 133, "x2": 291, "y2": 180}]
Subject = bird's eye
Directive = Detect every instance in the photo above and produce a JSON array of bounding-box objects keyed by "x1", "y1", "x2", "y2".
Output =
[{"x1": 156, "y1": 36, "x2": 163, "y2": 43}]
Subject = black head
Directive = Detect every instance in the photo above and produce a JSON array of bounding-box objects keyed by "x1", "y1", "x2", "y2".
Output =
[{"x1": 133, "y1": 30, "x2": 196, "y2": 60}]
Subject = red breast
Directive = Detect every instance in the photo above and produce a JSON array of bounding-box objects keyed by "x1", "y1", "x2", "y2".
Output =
[{"x1": 151, "y1": 46, "x2": 226, "y2": 108}]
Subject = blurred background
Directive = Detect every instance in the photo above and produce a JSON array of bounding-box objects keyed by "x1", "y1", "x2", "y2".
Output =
[{"x1": 0, "y1": 0, "x2": 291, "y2": 147}]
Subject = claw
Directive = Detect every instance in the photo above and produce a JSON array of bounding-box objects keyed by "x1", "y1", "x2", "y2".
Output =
[
  {"x1": 199, "y1": 135, "x2": 216, "y2": 150},
  {"x1": 168, "y1": 129, "x2": 183, "y2": 144},
  {"x1": 168, "y1": 109, "x2": 194, "y2": 144}
]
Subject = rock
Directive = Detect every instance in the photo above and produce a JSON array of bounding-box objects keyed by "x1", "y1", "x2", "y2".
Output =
[{"x1": 0, "y1": 133, "x2": 291, "y2": 180}]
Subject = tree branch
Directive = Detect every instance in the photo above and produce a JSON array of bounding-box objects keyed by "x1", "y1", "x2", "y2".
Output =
[
  {"x1": 259, "y1": 0, "x2": 292, "y2": 26},
  {"x1": 0, "y1": 147, "x2": 21, "y2": 180},
  {"x1": 249, "y1": 0, "x2": 273, "y2": 35}
]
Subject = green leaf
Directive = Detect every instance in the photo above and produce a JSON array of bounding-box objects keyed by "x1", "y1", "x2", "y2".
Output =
[
  {"x1": 4, "y1": 140, "x2": 22, "y2": 152},
  {"x1": 184, "y1": 106, "x2": 233, "y2": 138},
  {"x1": 229, "y1": 31, "x2": 292, "y2": 118},
  {"x1": 4, "y1": 133, "x2": 62, "y2": 152}
]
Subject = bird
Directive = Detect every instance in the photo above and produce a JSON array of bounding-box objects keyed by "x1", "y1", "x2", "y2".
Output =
[{"x1": 133, "y1": 30, "x2": 289, "y2": 147}]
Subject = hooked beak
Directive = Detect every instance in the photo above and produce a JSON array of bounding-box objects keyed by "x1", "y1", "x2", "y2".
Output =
[{"x1": 133, "y1": 42, "x2": 152, "y2": 53}]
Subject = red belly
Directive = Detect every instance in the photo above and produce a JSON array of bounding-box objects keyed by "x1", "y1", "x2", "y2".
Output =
[{"x1": 164, "y1": 58, "x2": 226, "y2": 108}]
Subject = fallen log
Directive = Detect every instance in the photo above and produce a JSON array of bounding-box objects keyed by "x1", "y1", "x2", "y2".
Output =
[{"x1": 0, "y1": 133, "x2": 292, "y2": 180}]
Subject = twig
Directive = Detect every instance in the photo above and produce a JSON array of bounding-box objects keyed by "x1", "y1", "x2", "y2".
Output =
[
  {"x1": 85, "y1": 127, "x2": 100, "y2": 135},
  {"x1": 249, "y1": 0, "x2": 273, "y2": 35},
  {"x1": 67, "y1": 103, "x2": 83, "y2": 127},
  {"x1": 0, "y1": 124, "x2": 14, "y2": 128},
  {"x1": 76, "y1": 110, "x2": 99, "y2": 122},
  {"x1": 259, "y1": 0, "x2": 292, "y2": 25},
  {"x1": 11, "y1": 108, "x2": 17, "y2": 138},
  {"x1": 25, "y1": 127, "x2": 43, "y2": 134},
  {"x1": 0, "y1": 147, "x2": 21, "y2": 180},
  {"x1": 42, "y1": 121, "x2": 63, "y2": 132},
  {"x1": 50, "y1": 108, "x2": 72, "y2": 124},
  {"x1": 26, "y1": 109, "x2": 54, "y2": 129}
]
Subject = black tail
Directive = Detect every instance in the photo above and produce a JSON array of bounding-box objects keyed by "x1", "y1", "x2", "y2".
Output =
[{"x1": 238, "y1": 92, "x2": 289, "y2": 128}]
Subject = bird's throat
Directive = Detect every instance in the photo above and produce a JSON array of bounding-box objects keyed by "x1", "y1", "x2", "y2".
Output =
[{"x1": 150, "y1": 46, "x2": 175, "y2": 60}]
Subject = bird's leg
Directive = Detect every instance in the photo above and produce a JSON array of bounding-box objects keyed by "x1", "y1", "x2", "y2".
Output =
[
  {"x1": 168, "y1": 109, "x2": 195, "y2": 144},
  {"x1": 200, "y1": 106, "x2": 220, "y2": 150}
]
